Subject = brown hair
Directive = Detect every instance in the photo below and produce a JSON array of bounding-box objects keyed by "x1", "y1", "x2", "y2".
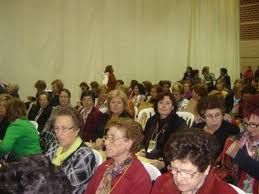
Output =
[
  {"x1": 154, "y1": 92, "x2": 177, "y2": 114},
  {"x1": 34, "y1": 80, "x2": 47, "y2": 90},
  {"x1": 106, "y1": 117, "x2": 143, "y2": 153},
  {"x1": 191, "y1": 83, "x2": 208, "y2": 98},
  {"x1": 51, "y1": 79, "x2": 64, "y2": 92},
  {"x1": 7, "y1": 99, "x2": 26, "y2": 122},
  {"x1": 197, "y1": 95, "x2": 226, "y2": 118}
]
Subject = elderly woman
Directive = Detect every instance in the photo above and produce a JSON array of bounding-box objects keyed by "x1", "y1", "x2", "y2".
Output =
[
  {"x1": 27, "y1": 92, "x2": 53, "y2": 132},
  {"x1": 151, "y1": 130, "x2": 237, "y2": 194},
  {"x1": 144, "y1": 92, "x2": 186, "y2": 161},
  {"x1": 0, "y1": 94, "x2": 13, "y2": 140},
  {"x1": 195, "y1": 95, "x2": 240, "y2": 156},
  {"x1": 0, "y1": 99, "x2": 41, "y2": 159},
  {"x1": 45, "y1": 107, "x2": 96, "y2": 194},
  {"x1": 171, "y1": 82, "x2": 189, "y2": 111},
  {"x1": 93, "y1": 89, "x2": 131, "y2": 142},
  {"x1": 85, "y1": 117, "x2": 152, "y2": 194},
  {"x1": 224, "y1": 95, "x2": 259, "y2": 193}
]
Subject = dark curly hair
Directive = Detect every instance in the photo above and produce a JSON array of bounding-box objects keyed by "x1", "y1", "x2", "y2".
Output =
[
  {"x1": 154, "y1": 92, "x2": 177, "y2": 114},
  {"x1": 164, "y1": 129, "x2": 218, "y2": 172},
  {"x1": 0, "y1": 155, "x2": 72, "y2": 194},
  {"x1": 197, "y1": 95, "x2": 226, "y2": 118},
  {"x1": 106, "y1": 117, "x2": 143, "y2": 154},
  {"x1": 242, "y1": 95, "x2": 259, "y2": 119}
]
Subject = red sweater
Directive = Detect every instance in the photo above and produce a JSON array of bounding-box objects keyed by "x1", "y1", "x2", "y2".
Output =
[
  {"x1": 151, "y1": 172, "x2": 237, "y2": 194},
  {"x1": 85, "y1": 158, "x2": 152, "y2": 194}
]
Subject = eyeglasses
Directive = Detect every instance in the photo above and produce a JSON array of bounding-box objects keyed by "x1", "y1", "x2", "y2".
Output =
[
  {"x1": 54, "y1": 126, "x2": 74, "y2": 133},
  {"x1": 205, "y1": 112, "x2": 222, "y2": 120},
  {"x1": 103, "y1": 135, "x2": 126, "y2": 143},
  {"x1": 243, "y1": 122, "x2": 259, "y2": 129},
  {"x1": 169, "y1": 166, "x2": 198, "y2": 178}
]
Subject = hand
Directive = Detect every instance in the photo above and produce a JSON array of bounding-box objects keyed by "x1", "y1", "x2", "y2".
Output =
[{"x1": 226, "y1": 141, "x2": 240, "y2": 158}]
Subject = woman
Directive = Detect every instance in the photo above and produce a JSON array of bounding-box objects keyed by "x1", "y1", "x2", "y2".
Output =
[
  {"x1": 0, "y1": 94, "x2": 13, "y2": 140},
  {"x1": 144, "y1": 92, "x2": 186, "y2": 161},
  {"x1": 50, "y1": 79, "x2": 64, "y2": 107},
  {"x1": 45, "y1": 107, "x2": 96, "y2": 194},
  {"x1": 151, "y1": 130, "x2": 237, "y2": 194},
  {"x1": 224, "y1": 95, "x2": 259, "y2": 193},
  {"x1": 171, "y1": 82, "x2": 189, "y2": 111},
  {"x1": 195, "y1": 95, "x2": 240, "y2": 156},
  {"x1": 93, "y1": 89, "x2": 132, "y2": 142},
  {"x1": 85, "y1": 117, "x2": 152, "y2": 194},
  {"x1": 80, "y1": 91, "x2": 103, "y2": 142},
  {"x1": 0, "y1": 99, "x2": 41, "y2": 159},
  {"x1": 95, "y1": 85, "x2": 109, "y2": 113},
  {"x1": 103, "y1": 65, "x2": 117, "y2": 91},
  {"x1": 184, "y1": 83, "x2": 208, "y2": 123},
  {"x1": 27, "y1": 92, "x2": 53, "y2": 132}
]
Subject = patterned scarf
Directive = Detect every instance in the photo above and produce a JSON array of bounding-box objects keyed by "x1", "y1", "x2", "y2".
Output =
[{"x1": 96, "y1": 158, "x2": 132, "y2": 194}]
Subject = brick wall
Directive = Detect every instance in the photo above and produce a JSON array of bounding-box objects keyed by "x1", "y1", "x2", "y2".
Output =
[{"x1": 240, "y1": 0, "x2": 259, "y2": 73}]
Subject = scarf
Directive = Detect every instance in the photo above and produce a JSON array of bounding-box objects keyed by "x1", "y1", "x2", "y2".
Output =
[
  {"x1": 96, "y1": 158, "x2": 132, "y2": 194},
  {"x1": 52, "y1": 137, "x2": 82, "y2": 166}
]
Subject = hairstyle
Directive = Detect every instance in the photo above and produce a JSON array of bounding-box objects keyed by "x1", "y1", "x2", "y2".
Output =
[
  {"x1": 242, "y1": 85, "x2": 256, "y2": 95},
  {"x1": 34, "y1": 80, "x2": 47, "y2": 90},
  {"x1": 116, "y1": 79, "x2": 124, "y2": 85},
  {"x1": 80, "y1": 90, "x2": 95, "y2": 101},
  {"x1": 135, "y1": 83, "x2": 146, "y2": 96},
  {"x1": 59, "y1": 88, "x2": 71, "y2": 98},
  {"x1": 51, "y1": 79, "x2": 64, "y2": 91},
  {"x1": 104, "y1": 65, "x2": 114, "y2": 73},
  {"x1": 171, "y1": 82, "x2": 184, "y2": 95},
  {"x1": 197, "y1": 95, "x2": 226, "y2": 118},
  {"x1": 106, "y1": 89, "x2": 129, "y2": 113},
  {"x1": 220, "y1": 68, "x2": 228, "y2": 74},
  {"x1": 7, "y1": 99, "x2": 26, "y2": 122},
  {"x1": 164, "y1": 129, "x2": 218, "y2": 172},
  {"x1": 52, "y1": 107, "x2": 84, "y2": 133},
  {"x1": 36, "y1": 92, "x2": 51, "y2": 105},
  {"x1": 6, "y1": 83, "x2": 19, "y2": 97},
  {"x1": 202, "y1": 66, "x2": 209, "y2": 75},
  {"x1": 106, "y1": 117, "x2": 143, "y2": 153},
  {"x1": 129, "y1": 80, "x2": 139, "y2": 89},
  {"x1": 79, "y1": 82, "x2": 90, "y2": 90},
  {"x1": 90, "y1": 81, "x2": 99, "y2": 89},
  {"x1": 0, "y1": 94, "x2": 13, "y2": 105},
  {"x1": 158, "y1": 80, "x2": 172, "y2": 88},
  {"x1": 191, "y1": 83, "x2": 208, "y2": 98},
  {"x1": 0, "y1": 155, "x2": 72, "y2": 194},
  {"x1": 142, "y1": 81, "x2": 152, "y2": 94},
  {"x1": 242, "y1": 95, "x2": 259, "y2": 119},
  {"x1": 154, "y1": 92, "x2": 177, "y2": 114}
]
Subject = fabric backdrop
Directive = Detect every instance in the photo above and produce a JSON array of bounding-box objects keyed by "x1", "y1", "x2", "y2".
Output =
[{"x1": 0, "y1": 0, "x2": 239, "y2": 104}]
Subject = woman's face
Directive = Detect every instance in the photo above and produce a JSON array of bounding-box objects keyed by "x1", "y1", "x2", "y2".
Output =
[
  {"x1": 59, "y1": 91, "x2": 70, "y2": 106},
  {"x1": 150, "y1": 88, "x2": 158, "y2": 99},
  {"x1": 39, "y1": 94, "x2": 49, "y2": 108},
  {"x1": 183, "y1": 83, "x2": 190, "y2": 93},
  {"x1": 244, "y1": 114, "x2": 259, "y2": 141},
  {"x1": 104, "y1": 126, "x2": 132, "y2": 161},
  {"x1": 204, "y1": 108, "x2": 223, "y2": 131},
  {"x1": 170, "y1": 159, "x2": 209, "y2": 193},
  {"x1": 54, "y1": 115, "x2": 79, "y2": 151},
  {"x1": 0, "y1": 101, "x2": 7, "y2": 119},
  {"x1": 110, "y1": 96, "x2": 124, "y2": 115},
  {"x1": 172, "y1": 90, "x2": 182, "y2": 101},
  {"x1": 191, "y1": 90, "x2": 200, "y2": 101},
  {"x1": 81, "y1": 96, "x2": 94, "y2": 111},
  {"x1": 158, "y1": 96, "x2": 173, "y2": 118},
  {"x1": 133, "y1": 85, "x2": 139, "y2": 95}
]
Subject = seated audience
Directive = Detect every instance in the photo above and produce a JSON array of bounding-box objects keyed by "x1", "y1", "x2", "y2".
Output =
[
  {"x1": 225, "y1": 80, "x2": 243, "y2": 114},
  {"x1": 0, "y1": 99, "x2": 41, "y2": 159},
  {"x1": 0, "y1": 155, "x2": 72, "y2": 194},
  {"x1": 6, "y1": 83, "x2": 20, "y2": 98},
  {"x1": 195, "y1": 95, "x2": 240, "y2": 156},
  {"x1": 224, "y1": 95, "x2": 259, "y2": 193},
  {"x1": 95, "y1": 85, "x2": 109, "y2": 113},
  {"x1": 144, "y1": 92, "x2": 186, "y2": 161},
  {"x1": 202, "y1": 66, "x2": 215, "y2": 92},
  {"x1": 0, "y1": 94, "x2": 12, "y2": 140},
  {"x1": 159, "y1": 80, "x2": 171, "y2": 93},
  {"x1": 45, "y1": 107, "x2": 96, "y2": 193},
  {"x1": 80, "y1": 91, "x2": 103, "y2": 142},
  {"x1": 182, "y1": 80, "x2": 192, "y2": 100},
  {"x1": 151, "y1": 129, "x2": 237, "y2": 194},
  {"x1": 209, "y1": 80, "x2": 228, "y2": 98},
  {"x1": 171, "y1": 82, "x2": 189, "y2": 111},
  {"x1": 85, "y1": 117, "x2": 152, "y2": 194},
  {"x1": 216, "y1": 68, "x2": 231, "y2": 91},
  {"x1": 182, "y1": 66, "x2": 194, "y2": 83},
  {"x1": 27, "y1": 92, "x2": 53, "y2": 132},
  {"x1": 90, "y1": 81, "x2": 100, "y2": 99}
]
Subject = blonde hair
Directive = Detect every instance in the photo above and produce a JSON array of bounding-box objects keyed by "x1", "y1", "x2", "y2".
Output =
[{"x1": 106, "y1": 89, "x2": 129, "y2": 113}]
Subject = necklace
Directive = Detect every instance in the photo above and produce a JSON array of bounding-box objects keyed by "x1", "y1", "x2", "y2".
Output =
[{"x1": 150, "y1": 121, "x2": 168, "y2": 141}]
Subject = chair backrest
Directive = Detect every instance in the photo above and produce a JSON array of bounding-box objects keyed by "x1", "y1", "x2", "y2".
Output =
[
  {"x1": 176, "y1": 111, "x2": 194, "y2": 127},
  {"x1": 30, "y1": 120, "x2": 40, "y2": 134},
  {"x1": 92, "y1": 149, "x2": 103, "y2": 167},
  {"x1": 134, "y1": 106, "x2": 139, "y2": 121},
  {"x1": 137, "y1": 108, "x2": 155, "y2": 128},
  {"x1": 228, "y1": 184, "x2": 247, "y2": 194},
  {"x1": 141, "y1": 161, "x2": 161, "y2": 181}
]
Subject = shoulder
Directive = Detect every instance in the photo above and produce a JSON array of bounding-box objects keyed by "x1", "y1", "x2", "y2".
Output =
[
  {"x1": 221, "y1": 120, "x2": 240, "y2": 133},
  {"x1": 152, "y1": 173, "x2": 178, "y2": 193}
]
